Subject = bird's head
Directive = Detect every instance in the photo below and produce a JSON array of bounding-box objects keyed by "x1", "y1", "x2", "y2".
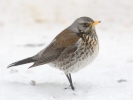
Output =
[{"x1": 69, "y1": 17, "x2": 100, "y2": 36}]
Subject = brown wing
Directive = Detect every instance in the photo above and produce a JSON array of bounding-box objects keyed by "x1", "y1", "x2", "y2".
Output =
[
  {"x1": 55, "y1": 29, "x2": 80, "y2": 48},
  {"x1": 29, "y1": 28, "x2": 80, "y2": 68},
  {"x1": 29, "y1": 43, "x2": 64, "y2": 68}
]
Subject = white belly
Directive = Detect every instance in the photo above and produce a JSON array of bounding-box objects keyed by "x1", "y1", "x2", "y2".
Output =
[
  {"x1": 69, "y1": 44, "x2": 99, "y2": 73},
  {"x1": 49, "y1": 41, "x2": 99, "y2": 74}
]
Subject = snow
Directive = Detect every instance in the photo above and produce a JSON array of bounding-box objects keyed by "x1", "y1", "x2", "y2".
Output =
[{"x1": 0, "y1": 0, "x2": 133, "y2": 100}]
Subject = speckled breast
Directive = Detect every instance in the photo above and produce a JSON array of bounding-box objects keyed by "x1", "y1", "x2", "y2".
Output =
[{"x1": 49, "y1": 36, "x2": 99, "y2": 74}]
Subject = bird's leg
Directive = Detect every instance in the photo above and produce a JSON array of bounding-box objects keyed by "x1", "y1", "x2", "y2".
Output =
[
  {"x1": 69, "y1": 74, "x2": 75, "y2": 90},
  {"x1": 66, "y1": 74, "x2": 75, "y2": 90}
]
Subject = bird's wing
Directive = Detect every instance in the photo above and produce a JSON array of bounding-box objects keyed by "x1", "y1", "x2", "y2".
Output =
[
  {"x1": 55, "y1": 29, "x2": 80, "y2": 48},
  {"x1": 29, "y1": 29, "x2": 80, "y2": 68}
]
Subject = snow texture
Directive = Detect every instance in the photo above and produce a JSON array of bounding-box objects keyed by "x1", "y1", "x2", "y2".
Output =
[{"x1": 0, "y1": 0, "x2": 133, "y2": 100}]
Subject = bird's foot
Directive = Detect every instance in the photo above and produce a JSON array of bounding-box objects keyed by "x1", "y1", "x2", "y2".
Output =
[{"x1": 65, "y1": 85, "x2": 75, "y2": 90}]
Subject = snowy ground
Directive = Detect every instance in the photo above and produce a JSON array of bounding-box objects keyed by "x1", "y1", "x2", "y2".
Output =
[{"x1": 0, "y1": 0, "x2": 133, "y2": 100}]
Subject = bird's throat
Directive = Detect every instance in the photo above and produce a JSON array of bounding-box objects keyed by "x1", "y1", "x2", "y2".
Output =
[{"x1": 81, "y1": 33, "x2": 98, "y2": 46}]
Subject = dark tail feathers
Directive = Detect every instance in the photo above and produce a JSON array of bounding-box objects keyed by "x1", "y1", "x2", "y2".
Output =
[{"x1": 7, "y1": 57, "x2": 36, "y2": 68}]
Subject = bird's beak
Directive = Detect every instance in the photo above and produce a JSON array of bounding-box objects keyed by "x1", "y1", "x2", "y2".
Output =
[
  {"x1": 84, "y1": 21, "x2": 101, "y2": 33},
  {"x1": 91, "y1": 21, "x2": 101, "y2": 26}
]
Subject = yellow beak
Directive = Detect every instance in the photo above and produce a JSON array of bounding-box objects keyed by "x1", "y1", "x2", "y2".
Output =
[{"x1": 91, "y1": 21, "x2": 101, "y2": 26}]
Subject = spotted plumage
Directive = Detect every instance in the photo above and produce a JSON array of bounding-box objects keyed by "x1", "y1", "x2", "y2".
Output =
[{"x1": 7, "y1": 17, "x2": 100, "y2": 90}]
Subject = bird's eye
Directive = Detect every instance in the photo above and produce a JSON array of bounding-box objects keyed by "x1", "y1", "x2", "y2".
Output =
[{"x1": 83, "y1": 22, "x2": 89, "y2": 27}]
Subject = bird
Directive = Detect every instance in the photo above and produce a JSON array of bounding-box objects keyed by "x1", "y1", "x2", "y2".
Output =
[{"x1": 7, "y1": 17, "x2": 100, "y2": 90}]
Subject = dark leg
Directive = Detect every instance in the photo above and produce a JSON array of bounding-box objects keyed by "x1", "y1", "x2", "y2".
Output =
[
  {"x1": 66, "y1": 74, "x2": 75, "y2": 90},
  {"x1": 69, "y1": 74, "x2": 75, "y2": 90}
]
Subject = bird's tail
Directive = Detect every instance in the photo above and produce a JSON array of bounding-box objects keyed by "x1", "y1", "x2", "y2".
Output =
[{"x1": 7, "y1": 57, "x2": 36, "y2": 68}]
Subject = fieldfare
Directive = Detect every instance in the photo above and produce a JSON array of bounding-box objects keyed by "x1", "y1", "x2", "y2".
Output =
[{"x1": 8, "y1": 17, "x2": 100, "y2": 90}]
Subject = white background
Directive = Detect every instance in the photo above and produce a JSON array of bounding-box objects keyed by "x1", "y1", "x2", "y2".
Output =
[{"x1": 0, "y1": 0, "x2": 133, "y2": 100}]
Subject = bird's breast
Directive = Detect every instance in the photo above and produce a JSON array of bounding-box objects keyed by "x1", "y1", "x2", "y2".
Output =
[{"x1": 49, "y1": 36, "x2": 99, "y2": 74}]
